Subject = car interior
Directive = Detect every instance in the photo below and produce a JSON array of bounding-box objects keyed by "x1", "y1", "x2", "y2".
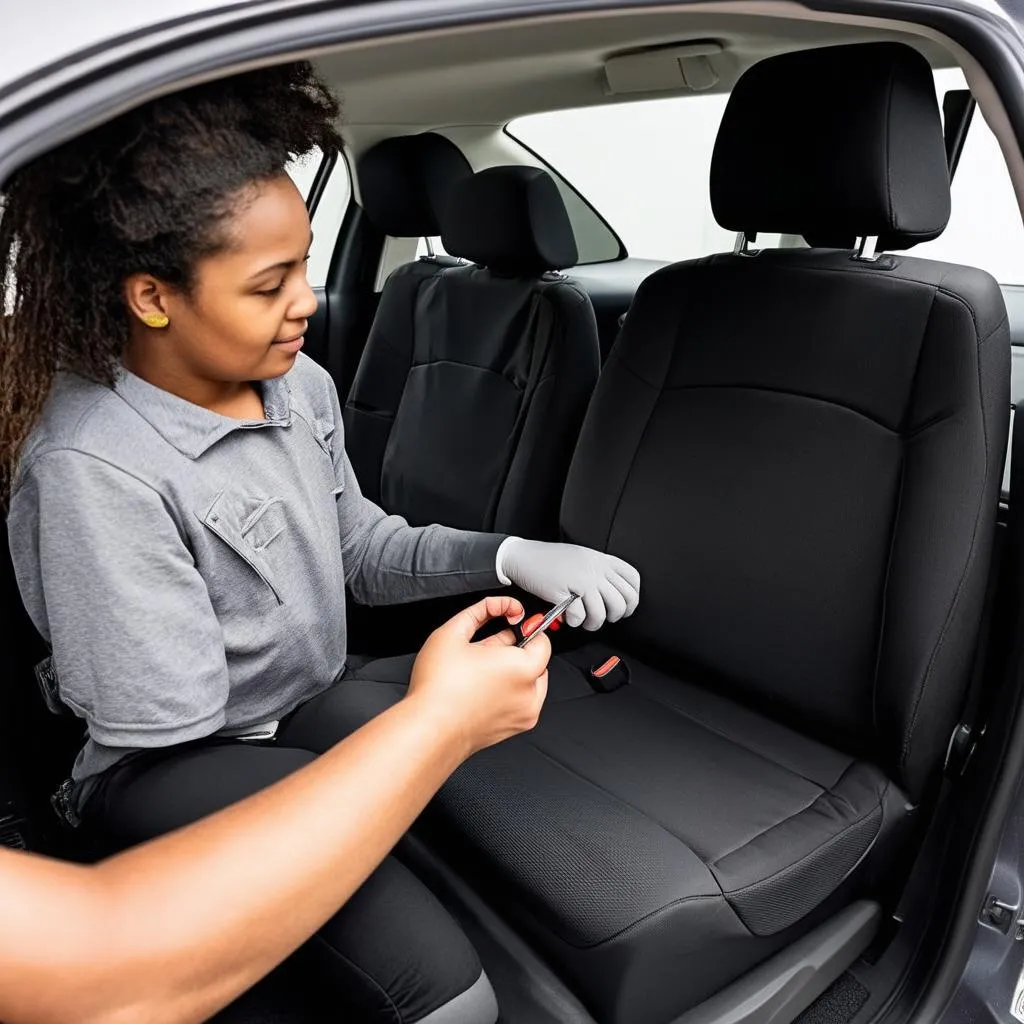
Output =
[{"x1": 4, "y1": 5, "x2": 1024, "y2": 1024}]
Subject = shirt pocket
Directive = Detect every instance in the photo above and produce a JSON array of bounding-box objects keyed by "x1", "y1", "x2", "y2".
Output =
[{"x1": 199, "y1": 489, "x2": 287, "y2": 605}]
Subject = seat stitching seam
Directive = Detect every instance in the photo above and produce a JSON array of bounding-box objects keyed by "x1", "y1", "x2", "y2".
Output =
[
  {"x1": 899, "y1": 292, "x2": 998, "y2": 773},
  {"x1": 406, "y1": 357, "x2": 529, "y2": 383},
  {"x1": 717, "y1": 800, "x2": 883, "y2": 897},
  {"x1": 628, "y1": 684, "x2": 833, "y2": 789},
  {"x1": 308, "y1": 931, "x2": 405, "y2": 1023},
  {"x1": 711, "y1": 773, "x2": 881, "y2": 878},
  {"x1": 609, "y1": 351, "x2": 663, "y2": 390},
  {"x1": 870, "y1": 455, "x2": 906, "y2": 741},
  {"x1": 658, "y1": 383, "x2": 897, "y2": 433},
  {"x1": 703, "y1": 790, "x2": 822, "y2": 867},
  {"x1": 870, "y1": 282, "x2": 936, "y2": 737},
  {"x1": 599, "y1": 349, "x2": 672, "y2": 552},
  {"x1": 706, "y1": 761, "x2": 868, "y2": 866},
  {"x1": 505, "y1": 743, "x2": 741, "y2": 945},
  {"x1": 528, "y1": 740, "x2": 710, "y2": 855},
  {"x1": 374, "y1": 275, "x2": 434, "y2": 500},
  {"x1": 575, "y1": 892, "x2": 729, "y2": 949}
]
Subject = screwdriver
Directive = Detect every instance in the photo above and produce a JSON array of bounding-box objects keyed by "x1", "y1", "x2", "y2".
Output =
[{"x1": 516, "y1": 592, "x2": 579, "y2": 648}]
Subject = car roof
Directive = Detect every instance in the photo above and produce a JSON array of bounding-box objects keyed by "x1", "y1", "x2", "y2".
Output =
[{"x1": 2, "y1": 0, "x2": 254, "y2": 96}]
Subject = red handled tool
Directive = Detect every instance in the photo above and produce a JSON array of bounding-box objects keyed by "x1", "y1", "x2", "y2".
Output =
[{"x1": 516, "y1": 592, "x2": 579, "y2": 648}]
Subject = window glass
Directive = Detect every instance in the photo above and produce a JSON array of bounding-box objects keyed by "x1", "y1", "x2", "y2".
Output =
[
  {"x1": 303, "y1": 152, "x2": 352, "y2": 288},
  {"x1": 511, "y1": 93, "x2": 736, "y2": 263},
  {"x1": 912, "y1": 68, "x2": 1024, "y2": 283},
  {"x1": 284, "y1": 147, "x2": 324, "y2": 201},
  {"x1": 510, "y1": 66, "x2": 1024, "y2": 282},
  {"x1": 414, "y1": 177, "x2": 621, "y2": 267}
]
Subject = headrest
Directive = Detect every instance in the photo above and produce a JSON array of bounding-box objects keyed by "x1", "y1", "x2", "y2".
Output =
[
  {"x1": 442, "y1": 166, "x2": 578, "y2": 275},
  {"x1": 358, "y1": 133, "x2": 473, "y2": 237},
  {"x1": 711, "y1": 43, "x2": 951, "y2": 249}
]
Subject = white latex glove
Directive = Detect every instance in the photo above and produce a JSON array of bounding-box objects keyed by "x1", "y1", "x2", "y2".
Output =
[{"x1": 495, "y1": 537, "x2": 641, "y2": 631}]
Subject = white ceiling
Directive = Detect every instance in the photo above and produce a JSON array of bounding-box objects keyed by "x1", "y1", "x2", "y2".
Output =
[{"x1": 312, "y1": 6, "x2": 957, "y2": 147}]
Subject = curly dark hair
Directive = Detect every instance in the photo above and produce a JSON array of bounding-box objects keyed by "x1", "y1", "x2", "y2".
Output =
[{"x1": 0, "y1": 60, "x2": 342, "y2": 503}]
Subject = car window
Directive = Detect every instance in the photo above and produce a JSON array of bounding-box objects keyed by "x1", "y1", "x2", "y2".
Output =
[
  {"x1": 284, "y1": 147, "x2": 324, "y2": 201},
  {"x1": 509, "y1": 66, "x2": 1024, "y2": 283},
  {"x1": 413, "y1": 149, "x2": 623, "y2": 267},
  {"x1": 287, "y1": 149, "x2": 352, "y2": 288},
  {"x1": 912, "y1": 68, "x2": 1024, "y2": 282},
  {"x1": 512, "y1": 92, "x2": 737, "y2": 263}
]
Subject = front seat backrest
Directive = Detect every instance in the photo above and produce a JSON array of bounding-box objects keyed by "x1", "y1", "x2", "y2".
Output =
[
  {"x1": 561, "y1": 42, "x2": 1010, "y2": 800},
  {"x1": 345, "y1": 165, "x2": 600, "y2": 539}
]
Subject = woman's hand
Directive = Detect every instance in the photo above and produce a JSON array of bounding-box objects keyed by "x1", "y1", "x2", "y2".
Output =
[
  {"x1": 407, "y1": 596, "x2": 550, "y2": 759},
  {"x1": 496, "y1": 538, "x2": 641, "y2": 631}
]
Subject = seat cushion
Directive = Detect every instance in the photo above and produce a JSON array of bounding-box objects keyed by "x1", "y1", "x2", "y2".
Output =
[{"x1": 328, "y1": 648, "x2": 909, "y2": 1024}]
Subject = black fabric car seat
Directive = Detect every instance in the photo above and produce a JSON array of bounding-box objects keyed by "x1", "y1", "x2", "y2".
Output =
[
  {"x1": 357, "y1": 131, "x2": 472, "y2": 259},
  {"x1": 330, "y1": 133, "x2": 472, "y2": 407},
  {"x1": 343, "y1": 164, "x2": 600, "y2": 539},
  {"x1": 333, "y1": 42, "x2": 1011, "y2": 1024}
]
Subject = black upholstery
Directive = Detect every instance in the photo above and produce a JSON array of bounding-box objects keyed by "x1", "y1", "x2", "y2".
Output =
[
  {"x1": 443, "y1": 165, "x2": 579, "y2": 275},
  {"x1": 334, "y1": 134, "x2": 473, "y2": 405},
  {"x1": 712, "y1": 43, "x2": 951, "y2": 250},
  {"x1": 344, "y1": 166, "x2": 599, "y2": 539},
  {"x1": 564, "y1": 247, "x2": 1008, "y2": 800},
  {"x1": 330, "y1": 42, "x2": 1010, "y2": 1024},
  {"x1": 358, "y1": 132, "x2": 472, "y2": 239}
]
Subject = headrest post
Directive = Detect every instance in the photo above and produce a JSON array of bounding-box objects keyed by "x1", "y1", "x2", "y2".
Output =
[
  {"x1": 733, "y1": 231, "x2": 760, "y2": 258},
  {"x1": 852, "y1": 236, "x2": 880, "y2": 263},
  {"x1": 423, "y1": 236, "x2": 436, "y2": 259}
]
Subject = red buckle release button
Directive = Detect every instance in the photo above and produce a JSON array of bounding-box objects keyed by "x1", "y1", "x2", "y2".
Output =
[{"x1": 521, "y1": 613, "x2": 545, "y2": 638}]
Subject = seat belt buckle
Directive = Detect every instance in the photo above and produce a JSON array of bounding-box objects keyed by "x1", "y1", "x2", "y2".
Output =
[{"x1": 589, "y1": 655, "x2": 629, "y2": 693}]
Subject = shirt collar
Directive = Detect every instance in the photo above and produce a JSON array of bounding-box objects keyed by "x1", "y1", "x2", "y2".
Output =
[{"x1": 113, "y1": 367, "x2": 293, "y2": 460}]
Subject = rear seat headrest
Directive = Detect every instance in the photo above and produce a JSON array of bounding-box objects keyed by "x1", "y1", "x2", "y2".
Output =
[
  {"x1": 442, "y1": 166, "x2": 578, "y2": 275},
  {"x1": 711, "y1": 42, "x2": 951, "y2": 249},
  {"x1": 358, "y1": 132, "x2": 473, "y2": 237}
]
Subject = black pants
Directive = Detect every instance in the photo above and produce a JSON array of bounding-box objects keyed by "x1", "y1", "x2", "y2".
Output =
[{"x1": 81, "y1": 656, "x2": 497, "y2": 1024}]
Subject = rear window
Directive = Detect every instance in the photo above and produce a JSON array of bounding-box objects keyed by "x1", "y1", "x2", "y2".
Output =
[{"x1": 509, "y1": 66, "x2": 1024, "y2": 283}]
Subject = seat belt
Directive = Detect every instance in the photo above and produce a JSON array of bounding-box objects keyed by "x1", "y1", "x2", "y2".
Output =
[
  {"x1": 480, "y1": 289, "x2": 557, "y2": 531},
  {"x1": 946, "y1": 405, "x2": 1018, "y2": 777}
]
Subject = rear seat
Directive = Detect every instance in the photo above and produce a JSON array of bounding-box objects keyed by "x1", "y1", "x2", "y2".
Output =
[
  {"x1": 345, "y1": 164, "x2": 600, "y2": 539},
  {"x1": 334, "y1": 42, "x2": 1010, "y2": 1023},
  {"x1": 357, "y1": 130, "x2": 472, "y2": 268}
]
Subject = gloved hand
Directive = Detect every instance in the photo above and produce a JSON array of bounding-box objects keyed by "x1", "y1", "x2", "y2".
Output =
[{"x1": 495, "y1": 537, "x2": 641, "y2": 631}]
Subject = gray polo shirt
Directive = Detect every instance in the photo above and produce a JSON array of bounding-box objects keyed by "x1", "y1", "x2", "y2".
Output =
[{"x1": 8, "y1": 353, "x2": 504, "y2": 785}]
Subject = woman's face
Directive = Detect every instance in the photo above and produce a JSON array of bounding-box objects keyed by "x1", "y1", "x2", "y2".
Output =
[{"x1": 128, "y1": 173, "x2": 318, "y2": 384}]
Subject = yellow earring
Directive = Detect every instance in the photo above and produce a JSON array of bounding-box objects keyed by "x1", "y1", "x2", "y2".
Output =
[{"x1": 141, "y1": 312, "x2": 169, "y2": 329}]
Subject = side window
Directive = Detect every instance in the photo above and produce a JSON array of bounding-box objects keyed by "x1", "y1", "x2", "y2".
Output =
[
  {"x1": 413, "y1": 170, "x2": 622, "y2": 267},
  {"x1": 284, "y1": 147, "x2": 324, "y2": 201},
  {"x1": 285, "y1": 148, "x2": 353, "y2": 288},
  {"x1": 509, "y1": 95, "x2": 782, "y2": 262},
  {"x1": 913, "y1": 68, "x2": 1024, "y2": 284}
]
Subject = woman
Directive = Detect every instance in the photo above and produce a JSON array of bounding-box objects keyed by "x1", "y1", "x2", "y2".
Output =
[{"x1": 1, "y1": 61, "x2": 640, "y2": 1021}]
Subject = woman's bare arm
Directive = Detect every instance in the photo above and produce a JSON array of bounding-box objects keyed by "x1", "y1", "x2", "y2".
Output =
[{"x1": 0, "y1": 597, "x2": 549, "y2": 1024}]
